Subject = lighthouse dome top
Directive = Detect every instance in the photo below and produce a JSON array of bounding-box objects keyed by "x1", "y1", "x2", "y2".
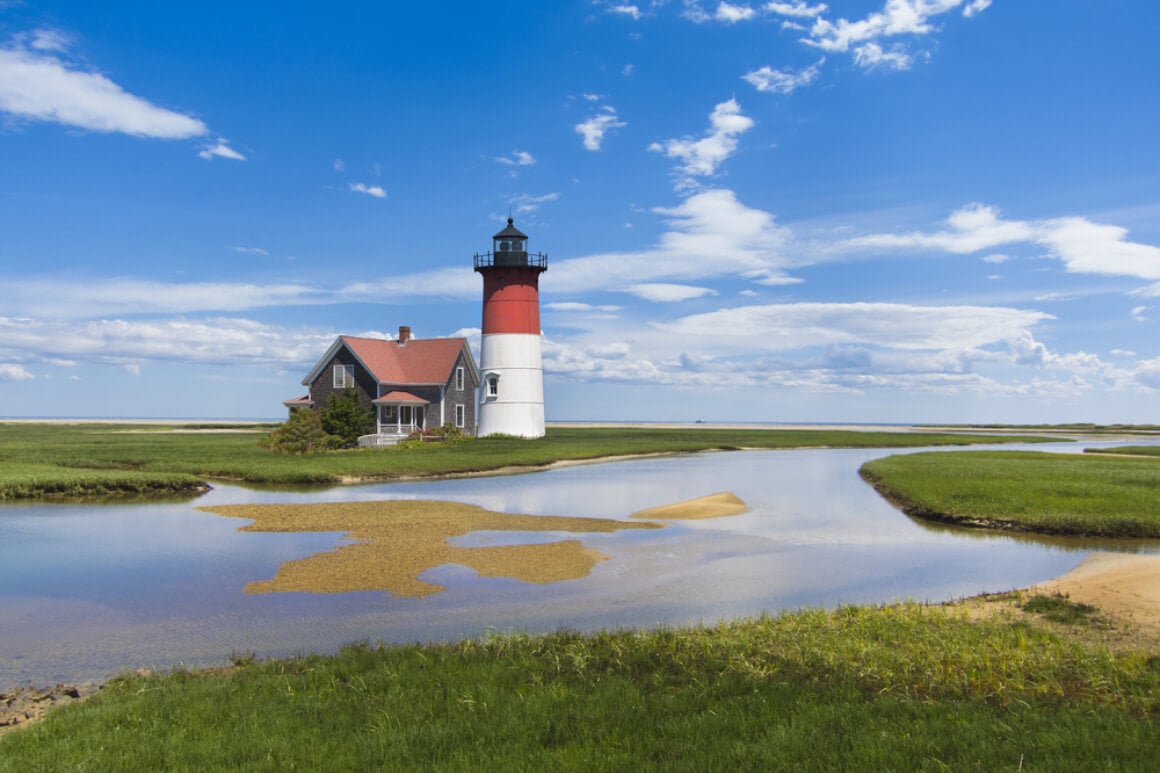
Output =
[{"x1": 493, "y1": 217, "x2": 528, "y2": 242}]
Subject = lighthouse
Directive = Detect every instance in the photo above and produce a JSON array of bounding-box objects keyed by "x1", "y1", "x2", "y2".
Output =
[{"x1": 473, "y1": 218, "x2": 548, "y2": 438}]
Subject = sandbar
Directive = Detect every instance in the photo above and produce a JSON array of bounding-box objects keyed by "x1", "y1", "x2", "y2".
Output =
[
  {"x1": 1028, "y1": 552, "x2": 1160, "y2": 641},
  {"x1": 200, "y1": 500, "x2": 662, "y2": 598},
  {"x1": 630, "y1": 492, "x2": 748, "y2": 520}
]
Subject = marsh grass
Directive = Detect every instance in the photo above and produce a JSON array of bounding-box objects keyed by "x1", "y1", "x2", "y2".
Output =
[
  {"x1": 2, "y1": 603, "x2": 1157, "y2": 770},
  {"x1": 0, "y1": 423, "x2": 1054, "y2": 499},
  {"x1": 1020, "y1": 593, "x2": 1102, "y2": 625},
  {"x1": 1088, "y1": 446, "x2": 1160, "y2": 458},
  {"x1": 860, "y1": 450, "x2": 1160, "y2": 538}
]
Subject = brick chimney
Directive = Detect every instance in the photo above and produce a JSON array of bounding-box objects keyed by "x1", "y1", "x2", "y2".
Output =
[{"x1": 398, "y1": 325, "x2": 411, "y2": 345}]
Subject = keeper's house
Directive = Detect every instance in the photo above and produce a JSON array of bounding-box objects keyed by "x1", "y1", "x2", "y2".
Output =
[{"x1": 284, "y1": 326, "x2": 480, "y2": 445}]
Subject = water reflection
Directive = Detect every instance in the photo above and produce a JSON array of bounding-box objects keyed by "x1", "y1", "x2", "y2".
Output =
[{"x1": 2, "y1": 439, "x2": 1158, "y2": 687}]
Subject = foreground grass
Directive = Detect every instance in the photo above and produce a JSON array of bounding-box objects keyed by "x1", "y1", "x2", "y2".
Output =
[
  {"x1": 861, "y1": 451, "x2": 1160, "y2": 538},
  {"x1": 0, "y1": 422, "x2": 1053, "y2": 498},
  {"x1": 2, "y1": 602, "x2": 1158, "y2": 771}
]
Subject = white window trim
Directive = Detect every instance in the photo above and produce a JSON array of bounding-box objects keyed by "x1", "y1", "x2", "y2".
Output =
[
  {"x1": 455, "y1": 403, "x2": 465, "y2": 428},
  {"x1": 333, "y1": 363, "x2": 354, "y2": 388},
  {"x1": 455, "y1": 366, "x2": 464, "y2": 391},
  {"x1": 486, "y1": 374, "x2": 499, "y2": 397}
]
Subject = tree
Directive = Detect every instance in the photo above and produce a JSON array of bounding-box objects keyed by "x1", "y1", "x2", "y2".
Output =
[
  {"x1": 321, "y1": 388, "x2": 376, "y2": 447},
  {"x1": 258, "y1": 409, "x2": 343, "y2": 454}
]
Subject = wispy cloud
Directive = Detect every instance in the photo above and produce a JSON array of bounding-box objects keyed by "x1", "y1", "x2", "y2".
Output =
[
  {"x1": 349, "y1": 182, "x2": 387, "y2": 199},
  {"x1": 764, "y1": 2, "x2": 828, "y2": 18},
  {"x1": 508, "y1": 192, "x2": 560, "y2": 214},
  {"x1": 496, "y1": 149, "x2": 536, "y2": 166},
  {"x1": 231, "y1": 246, "x2": 269, "y2": 256},
  {"x1": 743, "y1": 58, "x2": 824, "y2": 94},
  {"x1": 575, "y1": 105, "x2": 626, "y2": 151},
  {"x1": 649, "y1": 99, "x2": 754, "y2": 189},
  {"x1": 845, "y1": 203, "x2": 1160, "y2": 288},
  {"x1": 627, "y1": 283, "x2": 718, "y2": 302},
  {"x1": 607, "y1": 4, "x2": 643, "y2": 21},
  {"x1": 716, "y1": 3, "x2": 758, "y2": 23},
  {"x1": 198, "y1": 138, "x2": 246, "y2": 161},
  {"x1": 0, "y1": 33, "x2": 207, "y2": 139}
]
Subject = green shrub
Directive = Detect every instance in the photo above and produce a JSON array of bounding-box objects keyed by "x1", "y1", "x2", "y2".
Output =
[
  {"x1": 259, "y1": 410, "x2": 344, "y2": 454},
  {"x1": 320, "y1": 388, "x2": 376, "y2": 447}
]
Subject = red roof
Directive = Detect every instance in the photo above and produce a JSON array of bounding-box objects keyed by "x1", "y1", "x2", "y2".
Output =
[
  {"x1": 373, "y1": 390, "x2": 428, "y2": 404},
  {"x1": 341, "y1": 335, "x2": 468, "y2": 385}
]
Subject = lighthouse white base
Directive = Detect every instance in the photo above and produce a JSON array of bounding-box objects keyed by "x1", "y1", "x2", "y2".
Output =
[{"x1": 478, "y1": 333, "x2": 545, "y2": 438}]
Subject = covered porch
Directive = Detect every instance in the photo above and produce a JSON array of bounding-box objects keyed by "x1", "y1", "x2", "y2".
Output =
[{"x1": 358, "y1": 391, "x2": 430, "y2": 447}]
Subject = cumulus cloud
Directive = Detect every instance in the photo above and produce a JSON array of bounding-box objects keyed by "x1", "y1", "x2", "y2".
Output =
[
  {"x1": 852, "y1": 42, "x2": 912, "y2": 70},
  {"x1": 963, "y1": 0, "x2": 991, "y2": 18},
  {"x1": 716, "y1": 3, "x2": 758, "y2": 23},
  {"x1": 0, "y1": 31, "x2": 208, "y2": 139},
  {"x1": 575, "y1": 106, "x2": 626, "y2": 151},
  {"x1": 743, "y1": 58, "x2": 824, "y2": 94},
  {"x1": 649, "y1": 99, "x2": 754, "y2": 189},
  {"x1": 349, "y1": 182, "x2": 387, "y2": 199},
  {"x1": 845, "y1": 203, "x2": 1160, "y2": 287},
  {"x1": 764, "y1": 2, "x2": 828, "y2": 18},
  {"x1": 0, "y1": 363, "x2": 35, "y2": 381},
  {"x1": 548, "y1": 188, "x2": 795, "y2": 292},
  {"x1": 607, "y1": 4, "x2": 643, "y2": 20}
]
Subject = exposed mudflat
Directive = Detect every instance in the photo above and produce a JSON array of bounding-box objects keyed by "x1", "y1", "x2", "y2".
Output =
[{"x1": 630, "y1": 492, "x2": 748, "y2": 520}]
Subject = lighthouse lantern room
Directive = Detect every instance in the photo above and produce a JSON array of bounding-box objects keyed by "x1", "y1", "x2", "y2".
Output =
[{"x1": 473, "y1": 218, "x2": 548, "y2": 438}]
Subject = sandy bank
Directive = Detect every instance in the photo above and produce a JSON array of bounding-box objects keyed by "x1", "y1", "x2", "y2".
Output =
[
  {"x1": 1029, "y1": 552, "x2": 1160, "y2": 642},
  {"x1": 631, "y1": 492, "x2": 748, "y2": 520}
]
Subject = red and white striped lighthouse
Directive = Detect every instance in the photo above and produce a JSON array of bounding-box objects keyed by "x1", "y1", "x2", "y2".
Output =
[{"x1": 473, "y1": 218, "x2": 548, "y2": 438}]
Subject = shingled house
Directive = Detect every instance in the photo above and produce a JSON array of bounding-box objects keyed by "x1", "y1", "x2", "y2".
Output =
[{"x1": 285, "y1": 326, "x2": 480, "y2": 445}]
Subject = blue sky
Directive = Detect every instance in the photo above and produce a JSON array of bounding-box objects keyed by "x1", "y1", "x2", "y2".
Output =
[{"x1": 2, "y1": 1, "x2": 1158, "y2": 423}]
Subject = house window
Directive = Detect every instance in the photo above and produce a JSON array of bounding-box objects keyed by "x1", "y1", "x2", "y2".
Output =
[
  {"x1": 455, "y1": 366, "x2": 464, "y2": 391},
  {"x1": 333, "y1": 364, "x2": 355, "y2": 388},
  {"x1": 455, "y1": 403, "x2": 465, "y2": 428},
  {"x1": 486, "y1": 375, "x2": 499, "y2": 397}
]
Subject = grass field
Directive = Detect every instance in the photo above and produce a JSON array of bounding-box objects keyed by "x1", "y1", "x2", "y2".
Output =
[
  {"x1": 2, "y1": 601, "x2": 1157, "y2": 770},
  {"x1": 0, "y1": 422, "x2": 1053, "y2": 499},
  {"x1": 1087, "y1": 446, "x2": 1160, "y2": 458},
  {"x1": 860, "y1": 450, "x2": 1160, "y2": 538}
]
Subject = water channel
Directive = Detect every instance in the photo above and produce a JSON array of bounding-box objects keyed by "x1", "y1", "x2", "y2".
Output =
[{"x1": 3, "y1": 439, "x2": 1158, "y2": 687}]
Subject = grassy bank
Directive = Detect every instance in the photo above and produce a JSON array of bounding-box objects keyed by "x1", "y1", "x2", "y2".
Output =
[
  {"x1": 860, "y1": 451, "x2": 1160, "y2": 538},
  {"x1": 2, "y1": 602, "x2": 1156, "y2": 770},
  {"x1": 1087, "y1": 446, "x2": 1160, "y2": 458},
  {"x1": 0, "y1": 422, "x2": 1054, "y2": 499}
]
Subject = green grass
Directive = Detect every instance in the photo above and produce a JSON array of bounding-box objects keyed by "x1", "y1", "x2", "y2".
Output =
[
  {"x1": 860, "y1": 450, "x2": 1160, "y2": 538},
  {"x1": 1087, "y1": 446, "x2": 1160, "y2": 458},
  {"x1": 1020, "y1": 594, "x2": 1102, "y2": 625},
  {"x1": 3, "y1": 603, "x2": 1158, "y2": 770},
  {"x1": 0, "y1": 422, "x2": 1054, "y2": 499}
]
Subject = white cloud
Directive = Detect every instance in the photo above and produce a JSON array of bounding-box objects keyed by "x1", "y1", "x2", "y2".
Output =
[
  {"x1": 349, "y1": 182, "x2": 387, "y2": 199},
  {"x1": 648, "y1": 99, "x2": 754, "y2": 188},
  {"x1": 548, "y1": 188, "x2": 796, "y2": 292},
  {"x1": 608, "y1": 4, "x2": 643, "y2": 20},
  {"x1": 0, "y1": 316, "x2": 337, "y2": 368},
  {"x1": 333, "y1": 158, "x2": 345, "y2": 172},
  {"x1": 622, "y1": 63, "x2": 635, "y2": 76},
  {"x1": 545, "y1": 302, "x2": 623, "y2": 312},
  {"x1": 804, "y1": 1, "x2": 967, "y2": 53},
  {"x1": 852, "y1": 42, "x2": 913, "y2": 70},
  {"x1": 962, "y1": 0, "x2": 991, "y2": 18},
  {"x1": 846, "y1": 203, "x2": 1160, "y2": 288},
  {"x1": 764, "y1": 2, "x2": 828, "y2": 18},
  {"x1": 982, "y1": 253, "x2": 1009, "y2": 264},
  {"x1": 627, "y1": 283, "x2": 717, "y2": 302},
  {"x1": 743, "y1": 58, "x2": 824, "y2": 94},
  {"x1": 198, "y1": 139, "x2": 246, "y2": 161},
  {"x1": 232, "y1": 246, "x2": 269, "y2": 256},
  {"x1": 661, "y1": 302, "x2": 1052, "y2": 353},
  {"x1": 0, "y1": 34, "x2": 208, "y2": 139},
  {"x1": 716, "y1": 3, "x2": 758, "y2": 23},
  {"x1": 1131, "y1": 306, "x2": 1149, "y2": 322},
  {"x1": 496, "y1": 149, "x2": 536, "y2": 166},
  {"x1": 508, "y1": 192, "x2": 560, "y2": 214},
  {"x1": 575, "y1": 106, "x2": 626, "y2": 151},
  {"x1": 0, "y1": 363, "x2": 34, "y2": 381}
]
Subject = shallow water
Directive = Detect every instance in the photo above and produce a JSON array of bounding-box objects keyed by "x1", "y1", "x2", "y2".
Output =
[{"x1": 2, "y1": 439, "x2": 1157, "y2": 687}]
